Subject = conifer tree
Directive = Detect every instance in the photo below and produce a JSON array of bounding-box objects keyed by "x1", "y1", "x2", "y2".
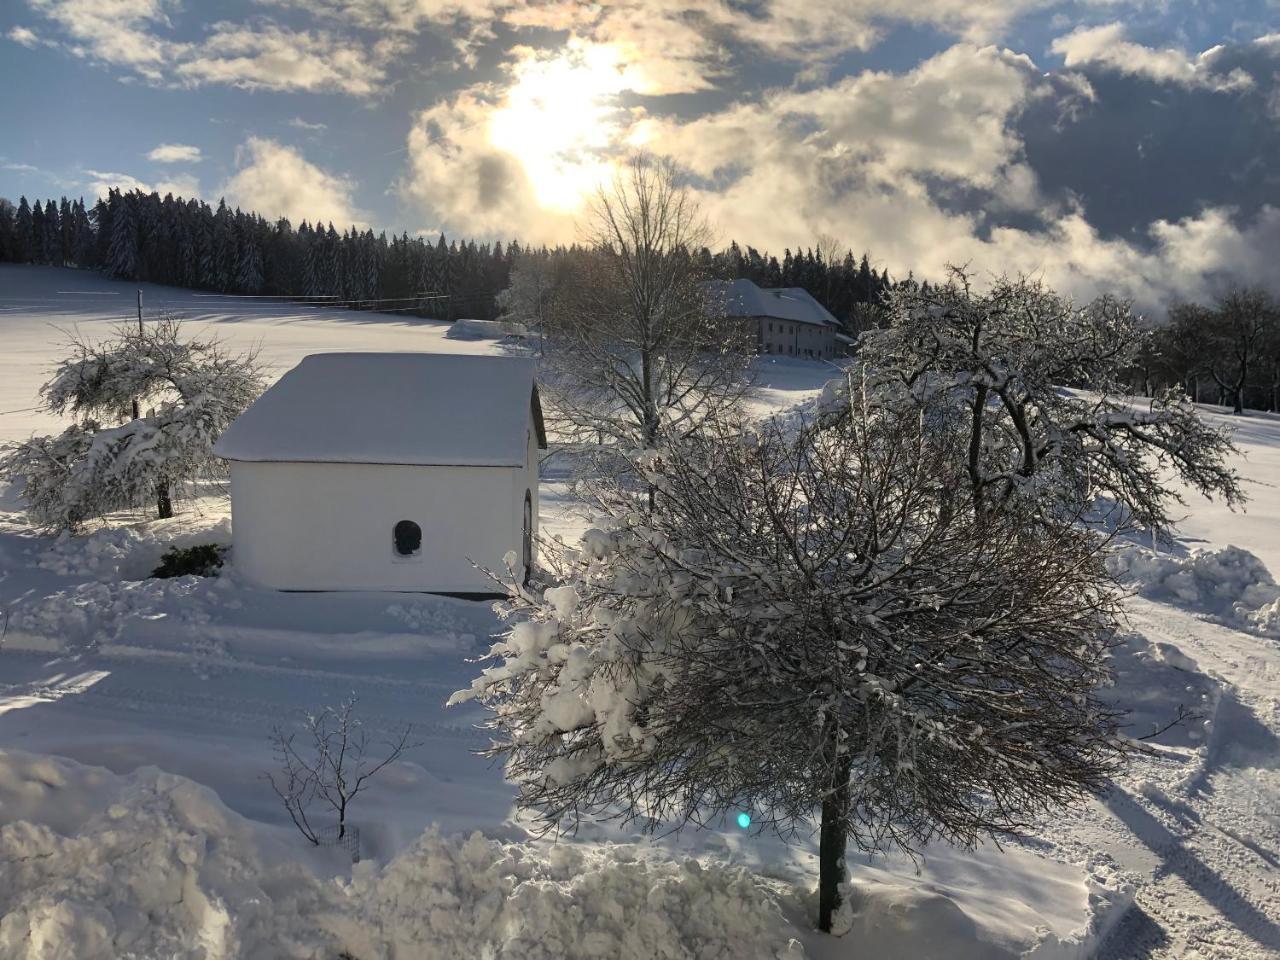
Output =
[
  {"x1": 0, "y1": 198, "x2": 14, "y2": 262},
  {"x1": 106, "y1": 191, "x2": 139, "y2": 279}
]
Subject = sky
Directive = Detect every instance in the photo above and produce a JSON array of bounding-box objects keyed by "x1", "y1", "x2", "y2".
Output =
[{"x1": 1, "y1": 0, "x2": 1277, "y2": 309}]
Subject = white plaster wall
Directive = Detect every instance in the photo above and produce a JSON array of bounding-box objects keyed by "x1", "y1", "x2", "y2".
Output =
[{"x1": 229, "y1": 460, "x2": 525, "y2": 592}]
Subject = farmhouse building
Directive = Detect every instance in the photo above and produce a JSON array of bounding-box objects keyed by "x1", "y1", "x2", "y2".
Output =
[
  {"x1": 213, "y1": 352, "x2": 546, "y2": 594},
  {"x1": 703, "y1": 278, "x2": 842, "y2": 360}
]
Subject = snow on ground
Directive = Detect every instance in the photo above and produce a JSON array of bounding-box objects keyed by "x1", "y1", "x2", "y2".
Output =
[{"x1": 1, "y1": 265, "x2": 1278, "y2": 959}]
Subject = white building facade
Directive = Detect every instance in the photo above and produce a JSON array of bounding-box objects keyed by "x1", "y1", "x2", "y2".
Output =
[
  {"x1": 213, "y1": 353, "x2": 545, "y2": 595},
  {"x1": 703, "y1": 278, "x2": 842, "y2": 360}
]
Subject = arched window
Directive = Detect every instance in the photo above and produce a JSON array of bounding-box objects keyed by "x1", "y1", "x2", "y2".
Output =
[
  {"x1": 393, "y1": 520, "x2": 422, "y2": 557},
  {"x1": 522, "y1": 490, "x2": 533, "y2": 583}
]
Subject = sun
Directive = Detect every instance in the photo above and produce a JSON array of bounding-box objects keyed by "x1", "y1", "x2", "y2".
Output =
[{"x1": 487, "y1": 41, "x2": 630, "y2": 213}]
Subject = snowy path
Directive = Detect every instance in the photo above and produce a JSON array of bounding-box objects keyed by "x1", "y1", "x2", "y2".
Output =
[{"x1": 1061, "y1": 600, "x2": 1280, "y2": 959}]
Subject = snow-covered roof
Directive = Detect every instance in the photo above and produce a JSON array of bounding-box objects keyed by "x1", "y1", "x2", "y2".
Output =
[
  {"x1": 703, "y1": 279, "x2": 839, "y2": 328},
  {"x1": 214, "y1": 352, "x2": 547, "y2": 467}
]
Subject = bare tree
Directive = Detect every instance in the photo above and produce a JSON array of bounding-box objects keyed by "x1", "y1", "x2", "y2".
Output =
[
  {"x1": 1206, "y1": 287, "x2": 1278, "y2": 415},
  {"x1": 453, "y1": 396, "x2": 1130, "y2": 934},
  {"x1": 1156, "y1": 302, "x2": 1214, "y2": 403},
  {"x1": 266, "y1": 697, "x2": 417, "y2": 845},
  {"x1": 856, "y1": 268, "x2": 1244, "y2": 533},
  {"x1": 540, "y1": 155, "x2": 753, "y2": 473},
  {"x1": 495, "y1": 252, "x2": 571, "y2": 354}
]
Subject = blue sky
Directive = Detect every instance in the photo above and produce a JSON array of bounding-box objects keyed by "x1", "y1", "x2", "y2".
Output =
[{"x1": 1, "y1": 0, "x2": 1277, "y2": 307}]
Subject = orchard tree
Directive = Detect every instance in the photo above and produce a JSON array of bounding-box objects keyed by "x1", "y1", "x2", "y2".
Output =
[
  {"x1": 495, "y1": 251, "x2": 571, "y2": 353},
  {"x1": 1154, "y1": 303, "x2": 1214, "y2": 403},
  {"x1": 1206, "y1": 287, "x2": 1278, "y2": 415},
  {"x1": 0, "y1": 316, "x2": 262, "y2": 531},
  {"x1": 540, "y1": 155, "x2": 753, "y2": 461},
  {"x1": 453, "y1": 399, "x2": 1130, "y2": 933},
  {"x1": 854, "y1": 268, "x2": 1244, "y2": 533}
]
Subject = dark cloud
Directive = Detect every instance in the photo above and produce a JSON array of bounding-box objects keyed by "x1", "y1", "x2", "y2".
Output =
[{"x1": 1018, "y1": 39, "x2": 1280, "y2": 242}]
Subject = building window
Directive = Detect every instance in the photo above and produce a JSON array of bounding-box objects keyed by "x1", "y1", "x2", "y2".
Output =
[{"x1": 393, "y1": 520, "x2": 422, "y2": 557}]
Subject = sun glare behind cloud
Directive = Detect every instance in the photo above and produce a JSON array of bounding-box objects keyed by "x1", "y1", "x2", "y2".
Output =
[{"x1": 487, "y1": 41, "x2": 631, "y2": 213}]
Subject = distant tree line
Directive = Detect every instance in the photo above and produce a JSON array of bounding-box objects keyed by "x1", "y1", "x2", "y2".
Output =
[
  {"x1": 0, "y1": 190, "x2": 901, "y2": 328},
  {"x1": 1138, "y1": 289, "x2": 1280, "y2": 414}
]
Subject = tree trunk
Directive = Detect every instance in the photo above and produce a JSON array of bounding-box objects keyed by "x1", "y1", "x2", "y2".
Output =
[
  {"x1": 818, "y1": 760, "x2": 853, "y2": 933},
  {"x1": 967, "y1": 385, "x2": 988, "y2": 519},
  {"x1": 156, "y1": 482, "x2": 173, "y2": 519}
]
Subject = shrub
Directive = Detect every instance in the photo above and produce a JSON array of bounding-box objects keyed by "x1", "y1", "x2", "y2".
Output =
[{"x1": 151, "y1": 543, "x2": 226, "y2": 579}]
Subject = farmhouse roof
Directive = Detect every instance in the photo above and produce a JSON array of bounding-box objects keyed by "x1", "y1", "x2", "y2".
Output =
[
  {"x1": 213, "y1": 352, "x2": 547, "y2": 467},
  {"x1": 703, "y1": 278, "x2": 839, "y2": 328}
]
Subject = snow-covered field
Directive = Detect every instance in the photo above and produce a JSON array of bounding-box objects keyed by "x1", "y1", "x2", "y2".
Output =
[{"x1": 0, "y1": 264, "x2": 1277, "y2": 959}]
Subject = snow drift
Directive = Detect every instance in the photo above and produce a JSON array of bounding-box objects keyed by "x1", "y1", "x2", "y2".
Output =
[
  {"x1": 1107, "y1": 542, "x2": 1280, "y2": 638},
  {"x1": 0, "y1": 750, "x2": 800, "y2": 960},
  {"x1": 0, "y1": 750, "x2": 1134, "y2": 960}
]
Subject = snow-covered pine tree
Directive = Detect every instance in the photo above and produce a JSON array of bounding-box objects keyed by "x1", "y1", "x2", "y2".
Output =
[
  {"x1": 365, "y1": 230, "x2": 381, "y2": 304},
  {"x1": 211, "y1": 200, "x2": 235, "y2": 292},
  {"x1": 105, "y1": 191, "x2": 139, "y2": 279},
  {"x1": 300, "y1": 223, "x2": 322, "y2": 298},
  {"x1": 196, "y1": 206, "x2": 216, "y2": 290},
  {"x1": 31, "y1": 200, "x2": 46, "y2": 264},
  {"x1": 236, "y1": 237, "x2": 264, "y2": 294},
  {"x1": 91, "y1": 197, "x2": 111, "y2": 267},
  {"x1": 454, "y1": 399, "x2": 1130, "y2": 934},
  {"x1": 0, "y1": 198, "x2": 15, "y2": 262},
  {"x1": 58, "y1": 197, "x2": 74, "y2": 265},
  {"x1": 0, "y1": 317, "x2": 263, "y2": 530},
  {"x1": 326, "y1": 224, "x2": 342, "y2": 300}
]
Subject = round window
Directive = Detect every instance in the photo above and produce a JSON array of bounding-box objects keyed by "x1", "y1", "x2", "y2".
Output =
[{"x1": 393, "y1": 520, "x2": 422, "y2": 556}]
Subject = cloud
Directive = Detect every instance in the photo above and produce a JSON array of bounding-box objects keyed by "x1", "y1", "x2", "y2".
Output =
[
  {"x1": 174, "y1": 22, "x2": 407, "y2": 96},
  {"x1": 643, "y1": 42, "x2": 1277, "y2": 309},
  {"x1": 29, "y1": 0, "x2": 174, "y2": 79},
  {"x1": 288, "y1": 117, "x2": 328, "y2": 132},
  {"x1": 398, "y1": 39, "x2": 1277, "y2": 310},
  {"x1": 153, "y1": 174, "x2": 201, "y2": 197},
  {"x1": 264, "y1": 0, "x2": 1142, "y2": 96},
  {"x1": 23, "y1": 0, "x2": 405, "y2": 95},
  {"x1": 222, "y1": 137, "x2": 366, "y2": 228},
  {"x1": 399, "y1": 40, "x2": 642, "y2": 243},
  {"x1": 146, "y1": 143, "x2": 202, "y2": 163},
  {"x1": 1051, "y1": 24, "x2": 1257, "y2": 92},
  {"x1": 82, "y1": 169, "x2": 153, "y2": 197},
  {"x1": 80, "y1": 168, "x2": 200, "y2": 199},
  {"x1": 401, "y1": 86, "x2": 573, "y2": 244},
  {"x1": 7, "y1": 25, "x2": 42, "y2": 47}
]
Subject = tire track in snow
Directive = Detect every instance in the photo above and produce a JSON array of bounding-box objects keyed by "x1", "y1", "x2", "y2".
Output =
[{"x1": 1091, "y1": 600, "x2": 1280, "y2": 959}]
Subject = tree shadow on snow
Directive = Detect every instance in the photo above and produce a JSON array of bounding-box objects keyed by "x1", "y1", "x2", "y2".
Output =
[
  {"x1": 1094, "y1": 901, "x2": 1171, "y2": 960},
  {"x1": 1103, "y1": 787, "x2": 1280, "y2": 953}
]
